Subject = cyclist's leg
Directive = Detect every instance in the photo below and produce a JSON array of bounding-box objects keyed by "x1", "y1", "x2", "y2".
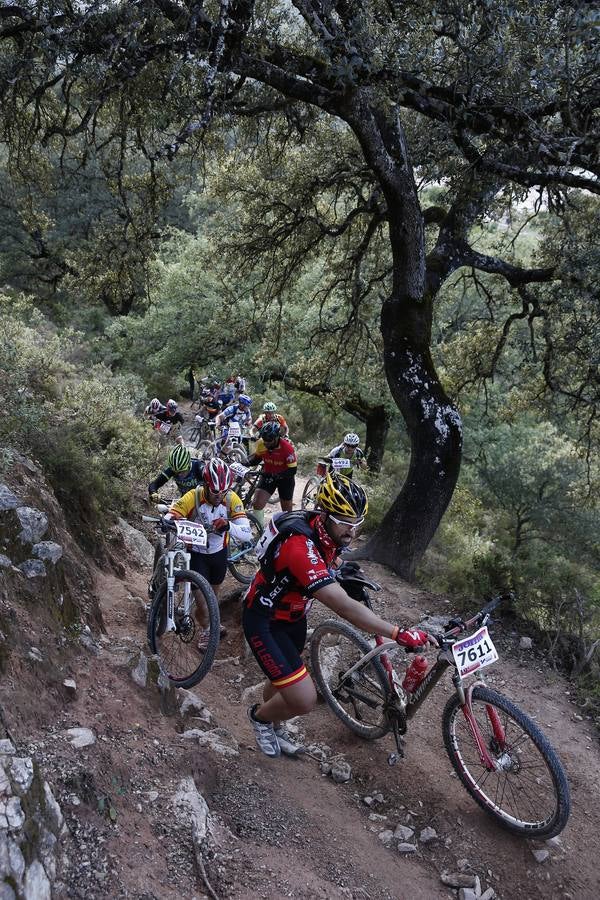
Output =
[
  {"x1": 243, "y1": 611, "x2": 316, "y2": 719},
  {"x1": 277, "y1": 471, "x2": 296, "y2": 513},
  {"x1": 253, "y1": 474, "x2": 276, "y2": 526}
]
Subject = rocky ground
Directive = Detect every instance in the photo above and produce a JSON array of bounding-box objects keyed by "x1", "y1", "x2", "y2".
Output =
[{"x1": 2, "y1": 444, "x2": 600, "y2": 899}]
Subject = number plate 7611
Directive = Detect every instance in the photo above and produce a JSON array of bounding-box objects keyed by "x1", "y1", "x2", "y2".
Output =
[{"x1": 452, "y1": 626, "x2": 498, "y2": 678}]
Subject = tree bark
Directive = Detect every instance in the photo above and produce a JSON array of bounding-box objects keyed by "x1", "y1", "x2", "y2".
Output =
[
  {"x1": 363, "y1": 407, "x2": 389, "y2": 472},
  {"x1": 356, "y1": 328, "x2": 462, "y2": 579}
]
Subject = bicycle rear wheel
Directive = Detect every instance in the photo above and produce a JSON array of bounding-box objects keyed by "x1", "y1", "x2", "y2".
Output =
[
  {"x1": 301, "y1": 476, "x2": 321, "y2": 510},
  {"x1": 147, "y1": 569, "x2": 220, "y2": 688},
  {"x1": 442, "y1": 685, "x2": 570, "y2": 837},
  {"x1": 310, "y1": 620, "x2": 391, "y2": 739},
  {"x1": 196, "y1": 439, "x2": 215, "y2": 458},
  {"x1": 227, "y1": 512, "x2": 264, "y2": 584}
]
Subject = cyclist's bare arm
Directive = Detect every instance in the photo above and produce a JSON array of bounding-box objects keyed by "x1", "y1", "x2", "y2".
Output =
[{"x1": 314, "y1": 583, "x2": 397, "y2": 638}]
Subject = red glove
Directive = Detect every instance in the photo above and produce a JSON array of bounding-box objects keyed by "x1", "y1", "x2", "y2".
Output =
[
  {"x1": 212, "y1": 517, "x2": 230, "y2": 534},
  {"x1": 395, "y1": 629, "x2": 428, "y2": 650}
]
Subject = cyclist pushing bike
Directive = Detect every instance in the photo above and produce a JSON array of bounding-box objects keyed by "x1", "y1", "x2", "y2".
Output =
[
  {"x1": 165, "y1": 459, "x2": 252, "y2": 648},
  {"x1": 243, "y1": 472, "x2": 435, "y2": 757},
  {"x1": 148, "y1": 445, "x2": 205, "y2": 501}
]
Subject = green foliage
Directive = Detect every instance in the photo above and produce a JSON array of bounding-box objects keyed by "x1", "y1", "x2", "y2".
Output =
[{"x1": 0, "y1": 293, "x2": 155, "y2": 547}]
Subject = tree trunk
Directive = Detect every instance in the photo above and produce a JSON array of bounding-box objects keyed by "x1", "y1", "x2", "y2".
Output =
[
  {"x1": 364, "y1": 407, "x2": 389, "y2": 472},
  {"x1": 357, "y1": 306, "x2": 462, "y2": 580}
]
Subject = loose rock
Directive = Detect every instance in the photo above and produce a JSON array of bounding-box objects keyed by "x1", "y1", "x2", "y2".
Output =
[
  {"x1": 66, "y1": 728, "x2": 96, "y2": 749},
  {"x1": 419, "y1": 826, "x2": 438, "y2": 844}
]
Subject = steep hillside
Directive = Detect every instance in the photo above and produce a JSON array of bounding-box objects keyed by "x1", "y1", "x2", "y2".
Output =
[{"x1": 1, "y1": 461, "x2": 599, "y2": 899}]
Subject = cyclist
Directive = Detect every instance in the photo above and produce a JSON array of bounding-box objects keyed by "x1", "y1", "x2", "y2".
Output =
[
  {"x1": 327, "y1": 432, "x2": 367, "y2": 477},
  {"x1": 243, "y1": 473, "x2": 434, "y2": 757},
  {"x1": 144, "y1": 397, "x2": 165, "y2": 418},
  {"x1": 245, "y1": 421, "x2": 297, "y2": 525},
  {"x1": 148, "y1": 445, "x2": 205, "y2": 500},
  {"x1": 165, "y1": 459, "x2": 252, "y2": 647},
  {"x1": 252, "y1": 401, "x2": 289, "y2": 439},
  {"x1": 215, "y1": 393, "x2": 253, "y2": 452},
  {"x1": 234, "y1": 374, "x2": 247, "y2": 395}
]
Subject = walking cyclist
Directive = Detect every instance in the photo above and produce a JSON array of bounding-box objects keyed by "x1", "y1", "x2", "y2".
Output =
[{"x1": 243, "y1": 472, "x2": 435, "y2": 757}]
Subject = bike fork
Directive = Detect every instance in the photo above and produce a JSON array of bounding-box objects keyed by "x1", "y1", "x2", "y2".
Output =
[{"x1": 457, "y1": 678, "x2": 499, "y2": 771}]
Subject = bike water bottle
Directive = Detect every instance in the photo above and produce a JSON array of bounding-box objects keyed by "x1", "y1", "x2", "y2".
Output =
[{"x1": 402, "y1": 655, "x2": 428, "y2": 693}]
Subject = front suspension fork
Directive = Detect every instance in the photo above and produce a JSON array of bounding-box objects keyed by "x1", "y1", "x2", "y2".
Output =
[{"x1": 456, "y1": 675, "x2": 505, "y2": 770}]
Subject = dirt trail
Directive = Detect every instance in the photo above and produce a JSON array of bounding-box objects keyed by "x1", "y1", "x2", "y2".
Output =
[{"x1": 19, "y1": 419, "x2": 598, "y2": 899}]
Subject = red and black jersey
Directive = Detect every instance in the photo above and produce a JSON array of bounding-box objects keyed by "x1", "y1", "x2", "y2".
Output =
[
  {"x1": 244, "y1": 514, "x2": 337, "y2": 622},
  {"x1": 253, "y1": 436, "x2": 297, "y2": 474}
]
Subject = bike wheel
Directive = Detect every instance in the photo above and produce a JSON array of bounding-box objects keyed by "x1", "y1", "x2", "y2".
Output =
[
  {"x1": 310, "y1": 620, "x2": 391, "y2": 739},
  {"x1": 225, "y1": 446, "x2": 248, "y2": 465},
  {"x1": 301, "y1": 476, "x2": 321, "y2": 510},
  {"x1": 196, "y1": 439, "x2": 215, "y2": 458},
  {"x1": 147, "y1": 569, "x2": 220, "y2": 688},
  {"x1": 442, "y1": 685, "x2": 570, "y2": 838},
  {"x1": 227, "y1": 512, "x2": 264, "y2": 584}
]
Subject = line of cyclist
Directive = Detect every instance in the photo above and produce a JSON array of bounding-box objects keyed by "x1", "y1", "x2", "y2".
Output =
[{"x1": 144, "y1": 382, "x2": 425, "y2": 760}]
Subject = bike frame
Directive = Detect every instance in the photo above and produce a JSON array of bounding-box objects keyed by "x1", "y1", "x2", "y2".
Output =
[
  {"x1": 143, "y1": 515, "x2": 196, "y2": 634},
  {"x1": 338, "y1": 595, "x2": 510, "y2": 770}
]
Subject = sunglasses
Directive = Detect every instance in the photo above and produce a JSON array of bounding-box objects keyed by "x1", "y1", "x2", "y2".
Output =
[{"x1": 327, "y1": 514, "x2": 365, "y2": 530}]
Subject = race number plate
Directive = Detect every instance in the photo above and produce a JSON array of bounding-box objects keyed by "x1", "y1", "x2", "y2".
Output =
[
  {"x1": 452, "y1": 626, "x2": 498, "y2": 678},
  {"x1": 227, "y1": 421, "x2": 242, "y2": 438},
  {"x1": 229, "y1": 462, "x2": 248, "y2": 479},
  {"x1": 158, "y1": 421, "x2": 172, "y2": 434},
  {"x1": 175, "y1": 519, "x2": 207, "y2": 549},
  {"x1": 331, "y1": 457, "x2": 350, "y2": 470}
]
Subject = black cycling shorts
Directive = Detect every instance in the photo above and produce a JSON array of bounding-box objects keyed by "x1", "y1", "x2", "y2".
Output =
[
  {"x1": 242, "y1": 606, "x2": 308, "y2": 688},
  {"x1": 258, "y1": 468, "x2": 296, "y2": 502},
  {"x1": 189, "y1": 546, "x2": 228, "y2": 586}
]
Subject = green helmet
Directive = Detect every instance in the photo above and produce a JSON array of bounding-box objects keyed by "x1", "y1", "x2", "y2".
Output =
[
  {"x1": 263, "y1": 401, "x2": 277, "y2": 412},
  {"x1": 168, "y1": 445, "x2": 192, "y2": 473}
]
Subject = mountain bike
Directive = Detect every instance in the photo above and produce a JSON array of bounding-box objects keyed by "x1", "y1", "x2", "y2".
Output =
[
  {"x1": 142, "y1": 512, "x2": 220, "y2": 688},
  {"x1": 229, "y1": 461, "x2": 263, "y2": 509},
  {"x1": 302, "y1": 457, "x2": 350, "y2": 509},
  {"x1": 310, "y1": 581, "x2": 570, "y2": 838},
  {"x1": 226, "y1": 509, "x2": 264, "y2": 585},
  {"x1": 190, "y1": 414, "x2": 218, "y2": 449},
  {"x1": 197, "y1": 421, "x2": 249, "y2": 465}
]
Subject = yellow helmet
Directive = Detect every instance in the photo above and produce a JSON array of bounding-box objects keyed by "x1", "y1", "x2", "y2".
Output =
[{"x1": 316, "y1": 472, "x2": 368, "y2": 518}]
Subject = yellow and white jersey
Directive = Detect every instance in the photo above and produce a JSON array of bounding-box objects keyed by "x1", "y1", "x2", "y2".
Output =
[{"x1": 168, "y1": 487, "x2": 251, "y2": 553}]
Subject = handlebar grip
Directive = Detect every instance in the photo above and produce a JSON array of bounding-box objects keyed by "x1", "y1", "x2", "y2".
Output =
[{"x1": 141, "y1": 515, "x2": 160, "y2": 523}]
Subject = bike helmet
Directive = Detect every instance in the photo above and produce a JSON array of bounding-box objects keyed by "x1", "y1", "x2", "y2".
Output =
[
  {"x1": 343, "y1": 432, "x2": 360, "y2": 446},
  {"x1": 317, "y1": 472, "x2": 368, "y2": 518},
  {"x1": 167, "y1": 445, "x2": 191, "y2": 473},
  {"x1": 263, "y1": 401, "x2": 277, "y2": 413},
  {"x1": 149, "y1": 398, "x2": 161, "y2": 414},
  {"x1": 166, "y1": 398, "x2": 178, "y2": 413},
  {"x1": 203, "y1": 458, "x2": 234, "y2": 493},
  {"x1": 238, "y1": 394, "x2": 252, "y2": 407},
  {"x1": 260, "y1": 421, "x2": 281, "y2": 443}
]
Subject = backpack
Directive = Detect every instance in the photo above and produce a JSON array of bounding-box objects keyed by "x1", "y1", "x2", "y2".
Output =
[{"x1": 255, "y1": 510, "x2": 324, "y2": 584}]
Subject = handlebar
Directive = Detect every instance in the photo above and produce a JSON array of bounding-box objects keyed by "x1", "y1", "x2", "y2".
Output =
[{"x1": 438, "y1": 592, "x2": 514, "y2": 645}]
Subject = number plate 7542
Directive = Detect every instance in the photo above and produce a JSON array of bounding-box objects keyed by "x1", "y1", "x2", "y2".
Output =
[{"x1": 452, "y1": 626, "x2": 498, "y2": 678}]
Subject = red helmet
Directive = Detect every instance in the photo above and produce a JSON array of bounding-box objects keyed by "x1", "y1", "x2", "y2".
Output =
[{"x1": 203, "y1": 458, "x2": 234, "y2": 493}]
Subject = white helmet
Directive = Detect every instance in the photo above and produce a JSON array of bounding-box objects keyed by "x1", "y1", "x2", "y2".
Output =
[
  {"x1": 149, "y1": 398, "x2": 161, "y2": 414},
  {"x1": 343, "y1": 432, "x2": 360, "y2": 446}
]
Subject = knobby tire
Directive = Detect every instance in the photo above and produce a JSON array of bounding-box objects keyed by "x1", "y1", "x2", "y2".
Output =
[
  {"x1": 227, "y1": 512, "x2": 264, "y2": 584},
  {"x1": 147, "y1": 568, "x2": 220, "y2": 688},
  {"x1": 310, "y1": 620, "x2": 391, "y2": 739},
  {"x1": 301, "y1": 476, "x2": 321, "y2": 510},
  {"x1": 442, "y1": 684, "x2": 570, "y2": 837}
]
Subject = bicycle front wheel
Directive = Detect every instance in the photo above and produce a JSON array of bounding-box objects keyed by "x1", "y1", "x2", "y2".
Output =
[
  {"x1": 301, "y1": 476, "x2": 321, "y2": 510},
  {"x1": 147, "y1": 569, "x2": 220, "y2": 688},
  {"x1": 442, "y1": 685, "x2": 570, "y2": 838},
  {"x1": 310, "y1": 620, "x2": 391, "y2": 739},
  {"x1": 196, "y1": 439, "x2": 215, "y2": 458},
  {"x1": 227, "y1": 512, "x2": 264, "y2": 584}
]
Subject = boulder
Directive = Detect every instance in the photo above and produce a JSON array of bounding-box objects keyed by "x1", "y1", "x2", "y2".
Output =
[
  {"x1": 116, "y1": 518, "x2": 154, "y2": 568},
  {"x1": 0, "y1": 485, "x2": 18, "y2": 511},
  {"x1": 16, "y1": 507, "x2": 48, "y2": 545},
  {"x1": 32, "y1": 541, "x2": 63, "y2": 564}
]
